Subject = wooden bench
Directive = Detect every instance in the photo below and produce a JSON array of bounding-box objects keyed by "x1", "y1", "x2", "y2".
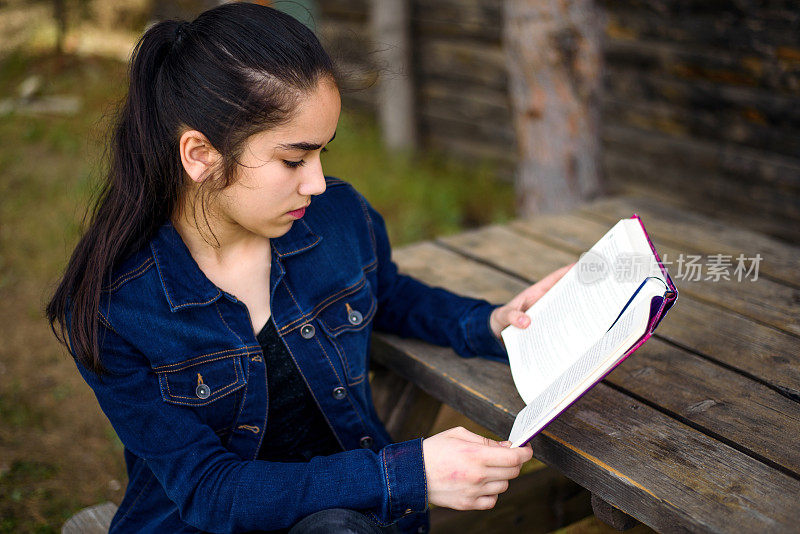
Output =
[
  {"x1": 65, "y1": 194, "x2": 800, "y2": 532},
  {"x1": 370, "y1": 194, "x2": 800, "y2": 533}
]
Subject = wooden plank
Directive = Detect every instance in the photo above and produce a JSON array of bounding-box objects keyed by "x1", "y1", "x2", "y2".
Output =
[
  {"x1": 405, "y1": 238, "x2": 800, "y2": 476},
  {"x1": 604, "y1": 38, "x2": 799, "y2": 97},
  {"x1": 602, "y1": 4, "x2": 800, "y2": 59},
  {"x1": 431, "y1": 466, "x2": 594, "y2": 534},
  {"x1": 600, "y1": 123, "x2": 800, "y2": 210},
  {"x1": 536, "y1": 385, "x2": 800, "y2": 534},
  {"x1": 602, "y1": 68, "x2": 800, "y2": 159},
  {"x1": 591, "y1": 494, "x2": 638, "y2": 531},
  {"x1": 412, "y1": 0, "x2": 503, "y2": 43},
  {"x1": 576, "y1": 195, "x2": 800, "y2": 287},
  {"x1": 599, "y1": 163, "x2": 800, "y2": 245},
  {"x1": 603, "y1": 94, "x2": 800, "y2": 159},
  {"x1": 62, "y1": 502, "x2": 117, "y2": 534},
  {"x1": 372, "y1": 263, "x2": 800, "y2": 534},
  {"x1": 503, "y1": 214, "x2": 800, "y2": 336},
  {"x1": 444, "y1": 223, "x2": 800, "y2": 399},
  {"x1": 417, "y1": 39, "x2": 508, "y2": 89}
]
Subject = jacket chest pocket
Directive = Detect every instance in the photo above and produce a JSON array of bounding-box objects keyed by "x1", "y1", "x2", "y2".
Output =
[
  {"x1": 316, "y1": 280, "x2": 377, "y2": 385},
  {"x1": 155, "y1": 353, "x2": 247, "y2": 435}
]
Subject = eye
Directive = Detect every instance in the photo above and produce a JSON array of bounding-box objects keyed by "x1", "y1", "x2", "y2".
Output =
[{"x1": 282, "y1": 159, "x2": 305, "y2": 169}]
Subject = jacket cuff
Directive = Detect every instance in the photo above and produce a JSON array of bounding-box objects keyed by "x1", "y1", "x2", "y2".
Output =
[
  {"x1": 460, "y1": 302, "x2": 509, "y2": 363},
  {"x1": 376, "y1": 438, "x2": 428, "y2": 524}
]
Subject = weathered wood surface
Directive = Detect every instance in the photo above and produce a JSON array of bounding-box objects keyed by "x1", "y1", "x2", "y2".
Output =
[
  {"x1": 577, "y1": 195, "x2": 800, "y2": 287},
  {"x1": 506, "y1": 212, "x2": 800, "y2": 336},
  {"x1": 431, "y1": 465, "x2": 594, "y2": 533},
  {"x1": 591, "y1": 494, "x2": 638, "y2": 531},
  {"x1": 395, "y1": 238, "x2": 800, "y2": 477},
  {"x1": 62, "y1": 501, "x2": 116, "y2": 534},
  {"x1": 370, "y1": 363, "x2": 442, "y2": 442},
  {"x1": 370, "y1": 205, "x2": 800, "y2": 532},
  {"x1": 372, "y1": 329, "x2": 800, "y2": 533},
  {"x1": 440, "y1": 220, "x2": 800, "y2": 401}
]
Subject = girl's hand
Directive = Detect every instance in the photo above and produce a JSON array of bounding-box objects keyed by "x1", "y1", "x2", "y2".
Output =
[
  {"x1": 422, "y1": 427, "x2": 533, "y2": 510},
  {"x1": 489, "y1": 264, "x2": 574, "y2": 338}
]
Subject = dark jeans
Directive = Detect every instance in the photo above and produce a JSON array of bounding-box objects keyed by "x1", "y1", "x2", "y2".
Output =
[{"x1": 287, "y1": 509, "x2": 400, "y2": 534}]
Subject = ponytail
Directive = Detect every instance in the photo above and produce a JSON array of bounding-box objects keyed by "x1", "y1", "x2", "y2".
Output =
[{"x1": 47, "y1": 3, "x2": 338, "y2": 373}]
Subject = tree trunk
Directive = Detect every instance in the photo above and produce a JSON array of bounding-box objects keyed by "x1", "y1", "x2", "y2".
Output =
[
  {"x1": 503, "y1": 0, "x2": 604, "y2": 215},
  {"x1": 370, "y1": 0, "x2": 416, "y2": 151}
]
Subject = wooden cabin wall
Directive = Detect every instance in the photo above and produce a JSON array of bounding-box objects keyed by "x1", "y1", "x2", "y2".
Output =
[{"x1": 317, "y1": 0, "x2": 800, "y2": 243}]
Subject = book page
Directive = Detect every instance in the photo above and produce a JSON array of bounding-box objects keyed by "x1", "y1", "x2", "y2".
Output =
[
  {"x1": 508, "y1": 288, "x2": 659, "y2": 447},
  {"x1": 502, "y1": 220, "x2": 663, "y2": 404}
]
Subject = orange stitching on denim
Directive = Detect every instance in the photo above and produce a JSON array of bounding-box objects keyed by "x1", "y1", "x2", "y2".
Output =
[
  {"x1": 171, "y1": 291, "x2": 221, "y2": 310},
  {"x1": 237, "y1": 424, "x2": 260, "y2": 433},
  {"x1": 279, "y1": 277, "x2": 367, "y2": 333},
  {"x1": 250, "y1": 355, "x2": 262, "y2": 362},
  {"x1": 97, "y1": 310, "x2": 119, "y2": 335},
  {"x1": 320, "y1": 294, "x2": 376, "y2": 336},
  {"x1": 162, "y1": 358, "x2": 242, "y2": 402},
  {"x1": 152, "y1": 346, "x2": 258, "y2": 371},
  {"x1": 232, "y1": 355, "x2": 252, "y2": 454},
  {"x1": 312, "y1": 335, "x2": 370, "y2": 429},
  {"x1": 149, "y1": 245, "x2": 176, "y2": 309},
  {"x1": 251, "y1": 348, "x2": 268, "y2": 459},
  {"x1": 419, "y1": 437, "x2": 428, "y2": 509},
  {"x1": 274, "y1": 221, "x2": 321, "y2": 257},
  {"x1": 103, "y1": 257, "x2": 155, "y2": 292},
  {"x1": 382, "y1": 447, "x2": 392, "y2": 519}
]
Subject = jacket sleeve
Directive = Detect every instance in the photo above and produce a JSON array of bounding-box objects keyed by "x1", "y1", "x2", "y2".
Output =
[
  {"x1": 70, "y1": 317, "x2": 427, "y2": 533},
  {"x1": 359, "y1": 193, "x2": 509, "y2": 364}
]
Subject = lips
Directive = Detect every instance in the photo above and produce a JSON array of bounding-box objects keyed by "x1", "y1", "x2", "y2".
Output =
[{"x1": 287, "y1": 206, "x2": 307, "y2": 219}]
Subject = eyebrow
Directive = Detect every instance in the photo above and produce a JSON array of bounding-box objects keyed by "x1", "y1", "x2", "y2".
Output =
[{"x1": 277, "y1": 130, "x2": 336, "y2": 151}]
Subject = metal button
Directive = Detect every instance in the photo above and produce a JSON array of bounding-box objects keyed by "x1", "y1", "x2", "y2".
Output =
[
  {"x1": 332, "y1": 386, "x2": 347, "y2": 400},
  {"x1": 348, "y1": 310, "x2": 363, "y2": 325},
  {"x1": 195, "y1": 383, "x2": 211, "y2": 399},
  {"x1": 300, "y1": 323, "x2": 315, "y2": 339},
  {"x1": 359, "y1": 436, "x2": 373, "y2": 449}
]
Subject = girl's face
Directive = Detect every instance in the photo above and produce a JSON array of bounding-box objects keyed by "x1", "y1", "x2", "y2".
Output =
[{"x1": 215, "y1": 78, "x2": 341, "y2": 240}]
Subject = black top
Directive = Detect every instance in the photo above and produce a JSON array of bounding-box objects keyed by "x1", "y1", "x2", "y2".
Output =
[{"x1": 255, "y1": 317, "x2": 342, "y2": 462}]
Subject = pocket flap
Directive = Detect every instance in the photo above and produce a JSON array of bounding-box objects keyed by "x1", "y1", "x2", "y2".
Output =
[
  {"x1": 156, "y1": 354, "x2": 246, "y2": 406},
  {"x1": 317, "y1": 282, "x2": 377, "y2": 338}
]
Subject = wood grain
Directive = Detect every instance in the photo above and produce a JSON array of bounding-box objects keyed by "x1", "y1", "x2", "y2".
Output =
[
  {"x1": 389, "y1": 240, "x2": 800, "y2": 476},
  {"x1": 441, "y1": 222, "x2": 800, "y2": 400}
]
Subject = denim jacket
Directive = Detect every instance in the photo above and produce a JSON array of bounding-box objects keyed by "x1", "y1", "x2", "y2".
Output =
[{"x1": 70, "y1": 177, "x2": 509, "y2": 533}]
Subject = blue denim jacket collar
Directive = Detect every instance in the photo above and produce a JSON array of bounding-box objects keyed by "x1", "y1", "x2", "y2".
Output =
[{"x1": 149, "y1": 217, "x2": 322, "y2": 312}]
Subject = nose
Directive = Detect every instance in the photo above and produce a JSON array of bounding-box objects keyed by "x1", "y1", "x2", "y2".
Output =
[{"x1": 298, "y1": 158, "x2": 327, "y2": 197}]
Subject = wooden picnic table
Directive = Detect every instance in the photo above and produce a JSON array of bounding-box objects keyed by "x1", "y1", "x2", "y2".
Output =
[{"x1": 369, "y1": 194, "x2": 800, "y2": 533}]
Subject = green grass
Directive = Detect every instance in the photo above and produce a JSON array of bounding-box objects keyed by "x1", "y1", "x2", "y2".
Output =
[{"x1": 0, "y1": 50, "x2": 514, "y2": 532}]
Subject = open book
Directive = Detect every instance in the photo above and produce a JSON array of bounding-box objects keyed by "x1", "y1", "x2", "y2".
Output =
[{"x1": 502, "y1": 215, "x2": 678, "y2": 447}]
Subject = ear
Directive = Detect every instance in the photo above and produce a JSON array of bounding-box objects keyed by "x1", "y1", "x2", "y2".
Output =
[{"x1": 179, "y1": 130, "x2": 221, "y2": 183}]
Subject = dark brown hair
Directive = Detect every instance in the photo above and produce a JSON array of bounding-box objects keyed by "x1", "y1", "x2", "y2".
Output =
[{"x1": 47, "y1": 2, "x2": 338, "y2": 374}]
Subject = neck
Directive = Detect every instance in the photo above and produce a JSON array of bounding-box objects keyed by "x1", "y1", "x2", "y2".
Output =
[{"x1": 171, "y1": 205, "x2": 269, "y2": 269}]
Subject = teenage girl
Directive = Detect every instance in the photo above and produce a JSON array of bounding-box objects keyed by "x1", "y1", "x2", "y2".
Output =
[{"x1": 47, "y1": 3, "x2": 570, "y2": 533}]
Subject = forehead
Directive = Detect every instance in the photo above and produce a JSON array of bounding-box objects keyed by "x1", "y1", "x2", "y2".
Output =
[{"x1": 270, "y1": 80, "x2": 341, "y2": 143}]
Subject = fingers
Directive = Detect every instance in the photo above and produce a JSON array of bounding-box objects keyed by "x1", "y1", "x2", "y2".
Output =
[{"x1": 479, "y1": 443, "x2": 532, "y2": 467}]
